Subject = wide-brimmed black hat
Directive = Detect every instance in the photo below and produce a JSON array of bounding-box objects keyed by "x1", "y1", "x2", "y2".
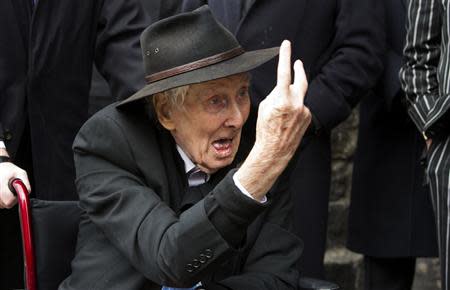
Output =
[{"x1": 118, "y1": 5, "x2": 278, "y2": 106}]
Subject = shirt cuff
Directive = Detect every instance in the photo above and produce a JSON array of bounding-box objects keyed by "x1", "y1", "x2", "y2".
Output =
[{"x1": 232, "y1": 173, "x2": 267, "y2": 203}]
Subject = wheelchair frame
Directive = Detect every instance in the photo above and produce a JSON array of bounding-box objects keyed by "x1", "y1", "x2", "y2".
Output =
[{"x1": 11, "y1": 178, "x2": 37, "y2": 290}]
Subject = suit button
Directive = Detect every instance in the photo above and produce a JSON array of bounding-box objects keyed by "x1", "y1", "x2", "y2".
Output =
[
  {"x1": 4, "y1": 131, "x2": 12, "y2": 141},
  {"x1": 199, "y1": 254, "x2": 207, "y2": 264},
  {"x1": 204, "y1": 249, "x2": 213, "y2": 259},
  {"x1": 186, "y1": 263, "x2": 194, "y2": 273},
  {"x1": 192, "y1": 259, "x2": 201, "y2": 269}
]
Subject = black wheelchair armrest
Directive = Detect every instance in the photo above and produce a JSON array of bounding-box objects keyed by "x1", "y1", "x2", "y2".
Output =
[{"x1": 299, "y1": 277, "x2": 340, "y2": 290}]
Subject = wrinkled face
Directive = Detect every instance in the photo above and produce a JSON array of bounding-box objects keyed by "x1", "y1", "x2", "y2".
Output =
[{"x1": 159, "y1": 73, "x2": 251, "y2": 174}]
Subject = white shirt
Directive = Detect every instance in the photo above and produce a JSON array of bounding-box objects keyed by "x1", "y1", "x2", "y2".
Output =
[{"x1": 176, "y1": 146, "x2": 266, "y2": 203}]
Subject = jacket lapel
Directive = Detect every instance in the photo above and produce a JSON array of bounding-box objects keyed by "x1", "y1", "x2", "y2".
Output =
[
  {"x1": 9, "y1": 0, "x2": 32, "y2": 52},
  {"x1": 155, "y1": 127, "x2": 188, "y2": 209},
  {"x1": 206, "y1": 0, "x2": 257, "y2": 35},
  {"x1": 178, "y1": 182, "x2": 212, "y2": 214},
  {"x1": 235, "y1": 0, "x2": 256, "y2": 33},
  {"x1": 177, "y1": 166, "x2": 230, "y2": 214}
]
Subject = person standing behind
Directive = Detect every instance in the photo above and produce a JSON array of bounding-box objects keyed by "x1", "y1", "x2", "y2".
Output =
[
  {"x1": 0, "y1": 0, "x2": 148, "y2": 288},
  {"x1": 347, "y1": 0, "x2": 438, "y2": 289},
  {"x1": 400, "y1": 0, "x2": 450, "y2": 289},
  {"x1": 172, "y1": 0, "x2": 385, "y2": 278}
]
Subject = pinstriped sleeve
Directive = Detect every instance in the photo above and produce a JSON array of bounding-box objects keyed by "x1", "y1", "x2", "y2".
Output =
[{"x1": 399, "y1": 0, "x2": 442, "y2": 133}]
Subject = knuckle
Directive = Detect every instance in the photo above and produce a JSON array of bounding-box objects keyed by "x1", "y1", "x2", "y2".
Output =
[
  {"x1": 292, "y1": 102, "x2": 303, "y2": 112},
  {"x1": 278, "y1": 73, "x2": 290, "y2": 83},
  {"x1": 278, "y1": 103, "x2": 293, "y2": 113},
  {"x1": 1, "y1": 194, "x2": 14, "y2": 208}
]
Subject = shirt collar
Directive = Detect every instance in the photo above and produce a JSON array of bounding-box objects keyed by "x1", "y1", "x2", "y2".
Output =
[
  {"x1": 176, "y1": 145, "x2": 210, "y2": 186},
  {"x1": 176, "y1": 145, "x2": 196, "y2": 174}
]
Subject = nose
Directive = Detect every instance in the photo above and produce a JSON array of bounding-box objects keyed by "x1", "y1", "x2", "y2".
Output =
[{"x1": 224, "y1": 101, "x2": 246, "y2": 128}]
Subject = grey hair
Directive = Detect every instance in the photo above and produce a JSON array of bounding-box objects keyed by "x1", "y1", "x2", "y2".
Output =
[
  {"x1": 144, "y1": 85, "x2": 190, "y2": 126},
  {"x1": 146, "y1": 85, "x2": 190, "y2": 111}
]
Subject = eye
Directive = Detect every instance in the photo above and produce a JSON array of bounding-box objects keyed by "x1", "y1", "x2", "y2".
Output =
[
  {"x1": 209, "y1": 95, "x2": 224, "y2": 105},
  {"x1": 237, "y1": 87, "x2": 250, "y2": 103},
  {"x1": 204, "y1": 95, "x2": 228, "y2": 113}
]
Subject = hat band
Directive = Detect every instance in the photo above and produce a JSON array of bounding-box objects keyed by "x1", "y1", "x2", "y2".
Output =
[{"x1": 145, "y1": 46, "x2": 245, "y2": 84}]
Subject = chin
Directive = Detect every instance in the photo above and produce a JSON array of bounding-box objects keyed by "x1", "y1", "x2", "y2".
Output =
[
  {"x1": 203, "y1": 157, "x2": 235, "y2": 174},
  {"x1": 217, "y1": 156, "x2": 235, "y2": 168}
]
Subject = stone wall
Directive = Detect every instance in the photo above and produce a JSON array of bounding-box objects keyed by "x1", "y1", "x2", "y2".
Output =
[{"x1": 327, "y1": 107, "x2": 440, "y2": 290}]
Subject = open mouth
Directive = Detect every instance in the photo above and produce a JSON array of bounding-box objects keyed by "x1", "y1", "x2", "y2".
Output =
[{"x1": 212, "y1": 138, "x2": 234, "y2": 157}]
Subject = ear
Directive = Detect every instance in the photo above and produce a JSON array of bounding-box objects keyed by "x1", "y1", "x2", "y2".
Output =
[{"x1": 154, "y1": 99, "x2": 176, "y2": 131}]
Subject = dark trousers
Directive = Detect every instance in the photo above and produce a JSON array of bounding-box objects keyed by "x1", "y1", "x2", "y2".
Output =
[
  {"x1": 292, "y1": 135, "x2": 331, "y2": 279},
  {"x1": 364, "y1": 256, "x2": 416, "y2": 290},
  {"x1": 427, "y1": 135, "x2": 450, "y2": 290},
  {"x1": 0, "y1": 208, "x2": 23, "y2": 290}
]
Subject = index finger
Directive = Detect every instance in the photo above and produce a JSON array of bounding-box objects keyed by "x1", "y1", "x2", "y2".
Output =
[{"x1": 276, "y1": 40, "x2": 292, "y2": 91}]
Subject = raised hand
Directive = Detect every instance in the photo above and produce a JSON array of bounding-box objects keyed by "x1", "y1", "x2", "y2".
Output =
[
  {"x1": 254, "y1": 40, "x2": 311, "y2": 161},
  {"x1": 236, "y1": 40, "x2": 311, "y2": 201}
]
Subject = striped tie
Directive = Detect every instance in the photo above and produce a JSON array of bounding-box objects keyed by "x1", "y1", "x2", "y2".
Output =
[{"x1": 187, "y1": 167, "x2": 208, "y2": 187}]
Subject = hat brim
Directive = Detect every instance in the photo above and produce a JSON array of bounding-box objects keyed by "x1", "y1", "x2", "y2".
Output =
[{"x1": 117, "y1": 46, "x2": 279, "y2": 107}]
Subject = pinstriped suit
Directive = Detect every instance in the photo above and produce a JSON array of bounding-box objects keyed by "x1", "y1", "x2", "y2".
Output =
[{"x1": 400, "y1": 0, "x2": 450, "y2": 289}]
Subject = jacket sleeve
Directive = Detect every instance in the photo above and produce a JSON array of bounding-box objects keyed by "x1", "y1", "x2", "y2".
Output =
[
  {"x1": 94, "y1": 0, "x2": 149, "y2": 101},
  {"x1": 205, "y1": 174, "x2": 302, "y2": 290},
  {"x1": 73, "y1": 113, "x2": 268, "y2": 287},
  {"x1": 305, "y1": 0, "x2": 385, "y2": 132},
  {"x1": 400, "y1": 0, "x2": 450, "y2": 138}
]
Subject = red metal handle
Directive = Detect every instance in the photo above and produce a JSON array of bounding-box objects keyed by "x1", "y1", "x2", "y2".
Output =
[{"x1": 10, "y1": 178, "x2": 37, "y2": 290}]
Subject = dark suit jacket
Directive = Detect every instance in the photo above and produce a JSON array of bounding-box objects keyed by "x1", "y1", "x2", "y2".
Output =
[
  {"x1": 59, "y1": 103, "x2": 302, "y2": 290},
  {"x1": 157, "y1": 0, "x2": 384, "y2": 277},
  {"x1": 347, "y1": 0, "x2": 438, "y2": 257},
  {"x1": 0, "y1": 0, "x2": 147, "y2": 200}
]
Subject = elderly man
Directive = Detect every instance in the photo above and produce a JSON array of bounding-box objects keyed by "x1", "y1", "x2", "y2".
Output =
[{"x1": 59, "y1": 6, "x2": 311, "y2": 290}]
